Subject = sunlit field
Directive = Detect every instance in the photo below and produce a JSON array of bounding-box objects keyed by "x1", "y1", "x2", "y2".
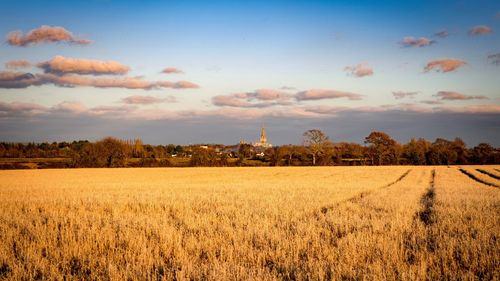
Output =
[{"x1": 0, "y1": 166, "x2": 499, "y2": 280}]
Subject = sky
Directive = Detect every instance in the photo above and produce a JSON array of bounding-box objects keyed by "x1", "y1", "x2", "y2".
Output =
[{"x1": 0, "y1": 0, "x2": 499, "y2": 146}]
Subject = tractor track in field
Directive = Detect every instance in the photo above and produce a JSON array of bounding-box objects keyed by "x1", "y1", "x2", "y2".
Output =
[
  {"x1": 319, "y1": 169, "x2": 412, "y2": 215},
  {"x1": 458, "y1": 168, "x2": 499, "y2": 188},
  {"x1": 418, "y1": 169, "x2": 436, "y2": 226},
  {"x1": 404, "y1": 169, "x2": 437, "y2": 264},
  {"x1": 476, "y1": 169, "x2": 500, "y2": 180}
]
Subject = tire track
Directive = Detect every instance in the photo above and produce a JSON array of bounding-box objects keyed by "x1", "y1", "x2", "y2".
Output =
[
  {"x1": 458, "y1": 168, "x2": 499, "y2": 188},
  {"x1": 404, "y1": 169, "x2": 437, "y2": 265},
  {"x1": 418, "y1": 169, "x2": 436, "y2": 226},
  {"x1": 320, "y1": 169, "x2": 411, "y2": 215},
  {"x1": 476, "y1": 169, "x2": 500, "y2": 180}
]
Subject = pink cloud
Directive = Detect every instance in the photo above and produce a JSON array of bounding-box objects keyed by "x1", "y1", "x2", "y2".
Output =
[
  {"x1": 296, "y1": 89, "x2": 362, "y2": 101},
  {"x1": 212, "y1": 89, "x2": 292, "y2": 108},
  {"x1": 400, "y1": 37, "x2": 435, "y2": 47},
  {"x1": 0, "y1": 71, "x2": 38, "y2": 89},
  {"x1": 53, "y1": 101, "x2": 87, "y2": 113},
  {"x1": 0, "y1": 71, "x2": 199, "y2": 90},
  {"x1": 5, "y1": 60, "x2": 32, "y2": 69},
  {"x1": 38, "y1": 56, "x2": 129, "y2": 75},
  {"x1": 122, "y1": 95, "x2": 177, "y2": 104},
  {"x1": 469, "y1": 25, "x2": 493, "y2": 35},
  {"x1": 344, "y1": 63, "x2": 374, "y2": 77},
  {"x1": 158, "y1": 81, "x2": 199, "y2": 89},
  {"x1": 6, "y1": 25, "x2": 91, "y2": 47},
  {"x1": 0, "y1": 101, "x2": 47, "y2": 117},
  {"x1": 424, "y1": 58, "x2": 466, "y2": 73},
  {"x1": 212, "y1": 95, "x2": 264, "y2": 108},
  {"x1": 420, "y1": 100, "x2": 443, "y2": 105},
  {"x1": 249, "y1": 89, "x2": 291, "y2": 101},
  {"x1": 434, "y1": 91, "x2": 488, "y2": 100},
  {"x1": 162, "y1": 67, "x2": 184, "y2": 74},
  {"x1": 392, "y1": 91, "x2": 419, "y2": 99}
]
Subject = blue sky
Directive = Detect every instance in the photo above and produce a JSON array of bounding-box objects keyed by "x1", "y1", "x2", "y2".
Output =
[{"x1": 0, "y1": 0, "x2": 499, "y2": 145}]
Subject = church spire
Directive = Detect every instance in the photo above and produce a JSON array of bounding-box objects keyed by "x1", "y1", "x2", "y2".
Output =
[{"x1": 260, "y1": 125, "x2": 267, "y2": 145}]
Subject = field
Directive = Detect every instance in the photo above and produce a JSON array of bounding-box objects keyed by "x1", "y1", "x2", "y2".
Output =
[{"x1": 0, "y1": 166, "x2": 499, "y2": 280}]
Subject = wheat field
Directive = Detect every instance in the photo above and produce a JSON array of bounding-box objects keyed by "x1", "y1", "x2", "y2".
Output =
[{"x1": 0, "y1": 166, "x2": 499, "y2": 280}]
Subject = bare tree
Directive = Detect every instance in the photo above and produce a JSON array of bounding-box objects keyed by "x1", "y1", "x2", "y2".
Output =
[{"x1": 303, "y1": 129, "x2": 331, "y2": 166}]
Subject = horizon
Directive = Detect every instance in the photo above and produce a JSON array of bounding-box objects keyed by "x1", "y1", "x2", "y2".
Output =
[{"x1": 1, "y1": 0, "x2": 499, "y2": 146}]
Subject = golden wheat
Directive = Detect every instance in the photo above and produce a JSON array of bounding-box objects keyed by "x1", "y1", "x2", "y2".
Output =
[{"x1": 0, "y1": 166, "x2": 498, "y2": 280}]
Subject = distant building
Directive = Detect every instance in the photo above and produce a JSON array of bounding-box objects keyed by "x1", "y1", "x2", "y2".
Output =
[{"x1": 254, "y1": 126, "x2": 272, "y2": 148}]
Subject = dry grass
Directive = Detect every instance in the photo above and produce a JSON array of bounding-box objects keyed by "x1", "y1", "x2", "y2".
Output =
[{"x1": 0, "y1": 166, "x2": 498, "y2": 280}]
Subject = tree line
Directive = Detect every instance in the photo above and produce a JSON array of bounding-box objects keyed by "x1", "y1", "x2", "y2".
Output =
[{"x1": 0, "y1": 130, "x2": 498, "y2": 169}]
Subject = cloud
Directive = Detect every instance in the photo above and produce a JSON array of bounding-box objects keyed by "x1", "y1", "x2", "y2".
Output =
[
  {"x1": 6, "y1": 25, "x2": 91, "y2": 46},
  {"x1": 424, "y1": 58, "x2": 466, "y2": 73},
  {"x1": 212, "y1": 89, "x2": 293, "y2": 108},
  {"x1": 0, "y1": 101, "x2": 47, "y2": 117},
  {"x1": 212, "y1": 95, "x2": 269, "y2": 108},
  {"x1": 420, "y1": 100, "x2": 443, "y2": 105},
  {"x1": 5, "y1": 60, "x2": 32, "y2": 69},
  {"x1": 434, "y1": 91, "x2": 489, "y2": 100},
  {"x1": 0, "y1": 71, "x2": 199, "y2": 90},
  {"x1": 162, "y1": 67, "x2": 183, "y2": 74},
  {"x1": 38, "y1": 56, "x2": 129, "y2": 75},
  {"x1": 399, "y1": 37, "x2": 435, "y2": 47},
  {"x1": 52, "y1": 101, "x2": 87, "y2": 113},
  {"x1": 122, "y1": 95, "x2": 177, "y2": 104},
  {"x1": 392, "y1": 91, "x2": 419, "y2": 99},
  {"x1": 469, "y1": 25, "x2": 493, "y2": 35},
  {"x1": 157, "y1": 81, "x2": 199, "y2": 89},
  {"x1": 434, "y1": 31, "x2": 449, "y2": 38},
  {"x1": 488, "y1": 53, "x2": 500, "y2": 66},
  {"x1": 248, "y1": 89, "x2": 291, "y2": 101},
  {"x1": 296, "y1": 89, "x2": 362, "y2": 101},
  {"x1": 0, "y1": 71, "x2": 39, "y2": 89},
  {"x1": 280, "y1": 86, "x2": 296, "y2": 91},
  {"x1": 344, "y1": 63, "x2": 374, "y2": 77}
]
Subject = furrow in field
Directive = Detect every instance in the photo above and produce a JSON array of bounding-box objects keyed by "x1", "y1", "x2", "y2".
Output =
[
  {"x1": 307, "y1": 168, "x2": 429, "y2": 279},
  {"x1": 476, "y1": 168, "x2": 500, "y2": 180},
  {"x1": 412, "y1": 167, "x2": 500, "y2": 280},
  {"x1": 319, "y1": 169, "x2": 411, "y2": 215},
  {"x1": 458, "y1": 168, "x2": 499, "y2": 188}
]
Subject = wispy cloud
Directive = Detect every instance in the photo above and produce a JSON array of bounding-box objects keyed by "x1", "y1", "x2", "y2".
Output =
[
  {"x1": 2, "y1": 100, "x2": 500, "y2": 122},
  {"x1": 6, "y1": 25, "x2": 91, "y2": 47},
  {"x1": 420, "y1": 100, "x2": 443, "y2": 105},
  {"x1": 296, "y1": 89, "x2": 362, "y2": 101},
  {"x1": 52, "y1": 101, "x2": 87, "y2": 113},
  {"x1": 122, "y1": 95, "x2": 177, "y2": 104},
  {"x1": 38, "y1": 56, "x2": 129, "y2": 75},
  {"x1": 392, "y1": 91, "x2": 419, "y2": 99},
  {"x1": 0, "y1": 101, "x2": 47, "y2": 117},
  {"x1": 162, "y1": 67, "x2": 184, "y2": 74},
  {"x1": 434, "y1": 91, "x2": 488, "y2": 100},
  {"x1": 488, "y1": 53, "x2": 500, "y2": 66},
  {"x1": 5, "y1": 60, "x2": 32, "y2": 69},
  {"x1": 469, "y1": 25, "x2": 493, "y2": 36},
  {"x1": 0, "y1": 71, "x2": 199, "y2": 90},
  {"x1": 399, "y1": 36, "x2": 435, "y2": 47},
  {"x1": 157, "y1": 81, "x2": 199, "y2": 89},
  {"x1": 434, "y1": 30, "x2": 449, "y2": 38},
  {"x1": 343, "y1": 63, "x2": 374, "y2": 77},
  {"x1": 424, "y1": 58, "x2": 466, "y2": 73},
  {"x1": 212, "y1": 89, "x2": 292, "y2": 108}
]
